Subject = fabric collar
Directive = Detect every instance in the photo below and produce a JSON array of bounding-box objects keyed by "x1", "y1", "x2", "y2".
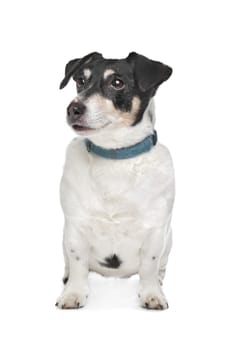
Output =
[{"x1": 84, "y1": 130, "x2": 157, "y2": 160}]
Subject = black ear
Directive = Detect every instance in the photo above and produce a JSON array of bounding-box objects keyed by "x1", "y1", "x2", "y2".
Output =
[
  {"x1": 59, "y1": 52, "x2": 103, "y2": 89},
  {"x1": 127, "y1": 52, "x2": 172, "y2": 93},
  {"x1": 59, "y1": 58, "x2": 80, "y2": 89}
]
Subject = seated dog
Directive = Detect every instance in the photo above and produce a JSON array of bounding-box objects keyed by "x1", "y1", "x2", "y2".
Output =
[{"x1": 56, "y1": 52, "x2": 175, "y2": 310}]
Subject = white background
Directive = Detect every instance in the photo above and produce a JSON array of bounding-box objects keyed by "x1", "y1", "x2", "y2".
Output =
[{"x1": 0, "y1": 0, "x2": 232, "y2": 349}]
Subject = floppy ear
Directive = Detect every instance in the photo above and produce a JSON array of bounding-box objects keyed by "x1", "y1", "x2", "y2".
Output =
[
  {"x1": 59, "y1": 58, "x2": 80, "y2": 89},
  {"x1": 59, "y1": 52, "x2": 103, "y2": 89},
  {"x1": 127, "y1": 52, "x2": 172, "y2": 93}
]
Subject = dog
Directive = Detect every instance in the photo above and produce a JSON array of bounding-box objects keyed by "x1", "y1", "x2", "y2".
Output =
[{"x1": 56, "y1": 52, "x2": 175, "y2": 310}]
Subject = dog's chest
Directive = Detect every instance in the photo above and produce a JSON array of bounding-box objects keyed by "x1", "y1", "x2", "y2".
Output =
[
  {"x1": 61, "y1": 139, "x2": 160, "y2": 235},
  {"x1": 89, "y1": 157, "x2": 141, "y2": 208},
  {"x1": 85, "y1": 149, "x2": 158, "y2": 226},
  {"x1": 61, "y1": 138, "x2": 172, "y2": 223}
]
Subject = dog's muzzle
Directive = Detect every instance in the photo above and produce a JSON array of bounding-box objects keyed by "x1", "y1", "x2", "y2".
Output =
[{"x1": 67, "y1": 101, "x2": 95, "y2": 132}]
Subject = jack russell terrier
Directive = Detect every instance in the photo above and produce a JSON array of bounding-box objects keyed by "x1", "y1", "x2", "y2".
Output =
[{"x1": 56, "y1": 52, "x2": 175, "y2": 310}]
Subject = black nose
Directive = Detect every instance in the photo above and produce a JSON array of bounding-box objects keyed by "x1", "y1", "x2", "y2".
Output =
[{"x1": 67, "y1": 101, "x2": 86, "y2": 122}]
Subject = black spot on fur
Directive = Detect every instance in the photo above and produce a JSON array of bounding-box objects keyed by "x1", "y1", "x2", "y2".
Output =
[
  {"x1": 99, "y1": 254, "x2": 122, "y2": 268},
  {"x1": 152, "y1": 256, "x2": 156, "y2": 260},
  {"x1": 63, "y1": 276, "x2": 69, "y2": 284}
]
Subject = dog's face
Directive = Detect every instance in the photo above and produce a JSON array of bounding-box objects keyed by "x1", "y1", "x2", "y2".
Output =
[{"x1": 60, "y1": 52, "x2": 172, "y2": 135}]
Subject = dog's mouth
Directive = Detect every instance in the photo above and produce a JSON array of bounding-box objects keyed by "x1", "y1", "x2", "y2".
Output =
[
  {"x1": 72, "y1": 124, "x2": 96, "y2": 132},
  {"x1": 71, "y1": 121, "x2": 111, "y2": 133}
]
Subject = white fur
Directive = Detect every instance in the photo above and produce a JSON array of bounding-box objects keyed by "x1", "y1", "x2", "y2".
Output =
[
  {"x1": 56, "y1": 100, "x2": 175, "y2": 309},
  {"x1": 83, "y1": 68, "x2": 91, "y2": 80},
  {"x1": 103, "y1": 69, "x2": 115, "y2": 79}
]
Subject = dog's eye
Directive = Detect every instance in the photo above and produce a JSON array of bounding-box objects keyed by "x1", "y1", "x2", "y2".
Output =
[
  {"x1": 76, "y1": 77, "x2": 86, "y2": 88},
  {"x1": 111, "y1": 78, "x2": 125, "y2": 90}
]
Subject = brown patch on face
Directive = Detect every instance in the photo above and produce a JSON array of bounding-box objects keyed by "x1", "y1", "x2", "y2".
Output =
[
  {"x1": 120, "y1": 96, "x2": 141, "y2": 126},
  {"x1": 87, "y1": 94, "x2": 141, "y2": 126}
]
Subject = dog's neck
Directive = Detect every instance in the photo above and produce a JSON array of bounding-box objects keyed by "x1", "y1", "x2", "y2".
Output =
[{"x1": 86, "y1": 99, "x2": 156, "y2": 149}]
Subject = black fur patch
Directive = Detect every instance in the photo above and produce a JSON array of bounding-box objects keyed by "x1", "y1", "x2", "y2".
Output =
[
  {"x1": 99, "y1": 254, "x2": 122, "y2": 269},
  {"x1": 63, "y1": 276, "x2": 69, "y2": 284}
]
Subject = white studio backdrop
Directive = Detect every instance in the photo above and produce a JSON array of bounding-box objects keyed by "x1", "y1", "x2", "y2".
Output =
[{"x1": 0, "y1": 0, "x2": 232, "y2": 349}]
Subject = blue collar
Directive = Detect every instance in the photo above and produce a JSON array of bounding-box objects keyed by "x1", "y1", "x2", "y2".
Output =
[{"x1": 84, "y1": 130, "x2": 157, "y2": 160}]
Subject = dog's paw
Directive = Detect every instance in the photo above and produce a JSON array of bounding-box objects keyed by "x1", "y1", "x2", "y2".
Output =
[
  {"x1": 56, "y1": 290, "x2": 88, "y2": 309},
  {"x1": 138, "y1": 284, "x2": 169, "y2": 310}
]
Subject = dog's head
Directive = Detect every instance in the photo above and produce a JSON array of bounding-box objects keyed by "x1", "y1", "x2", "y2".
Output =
[{"x1": 60, "y1": 52, "x2": 172, "y2": 135}]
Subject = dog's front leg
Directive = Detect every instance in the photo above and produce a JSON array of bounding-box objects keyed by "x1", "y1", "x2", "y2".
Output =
[
  {"x1": 139, "y1": 226, "x2": 169, "y2": 310},
  {"x1": 56, "y1": 220, "x2": 89, "y2": 309}
]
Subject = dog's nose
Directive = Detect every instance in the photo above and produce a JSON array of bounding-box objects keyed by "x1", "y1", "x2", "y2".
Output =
[{"x1": 67, "y1": 101, "x2": 86, "y2": 122}]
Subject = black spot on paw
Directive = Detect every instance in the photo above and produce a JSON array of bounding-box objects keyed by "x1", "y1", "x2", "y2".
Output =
[{"x1": 99, "y1": 254, "x2": 122, "y2": 268}]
